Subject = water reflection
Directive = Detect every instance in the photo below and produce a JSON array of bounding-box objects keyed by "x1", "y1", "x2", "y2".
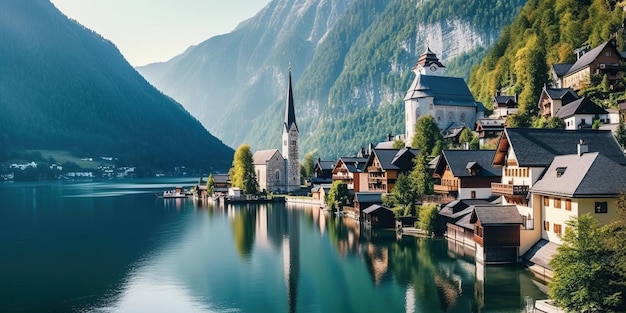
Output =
[{"x1": 0, "y1": 181, "x2": 547, "y2": 313}]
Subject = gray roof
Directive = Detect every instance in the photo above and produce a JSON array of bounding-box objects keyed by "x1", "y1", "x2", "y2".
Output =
[
  {"x1": 367, "y1": 148, "x2": 418, "y2": 172},
  {"x1": 523, "y1": 239, "x2": 559, "y2": 270},
  {"x1": 470, "y1": 205, "x2": 523, "y2": 225},
  {"x1": 555, "y1": 97, "x2": 608, "y2": 119},
  {"x1": 439, "y1": 199, "x2": 493, "y2": 219},
  {"x1": 363, "y1": 204, "x2": 393, "y2": 215},
  {"x1": 551, "y1": 63, "x2": 573, "y2": 77},
  {"x1": 435, "y1": 150, "x2": 500, "y2": 178},
  {"x1": 455, "y1": 213, "x2": 474, "y2": 230},
  {"x1": 253, "y1": 149, "x2": 282, "y2": 165},
  {"x1": 500, "y1": 128, "x2": 626, "y2": 167},
  {"x1": 375, "y1": 141, "x2": 395, "y2": 149},
  {"x1": 566, "y1": 41, "x2": 615, "y2": 75},
  {"x1": 213, "y1": 174, "x2": 229, "y2": 183},
  {"x1": 284, "y1": 70, "x2": 298, "y2": 132},
  {"x1": 316, "y1": 160, "x2": 335, "y2": 171},
  {"x1": 404, "y1": 75, "x2": 480, "y2": 108},
  {"x1": 494, "y1": 95, "x2": 517, "y2": 108},
  {"x1": 530, "y1": 152, "x2": 626, "y2": 197},
  {"x1": 336, "y1": 157, "x2": 367, "y2": 173},
  {"x1": 354, "y1": 192, "x2": 383, "y2": 203},
  {"x1": 543, "y1": 86, "x2": 578, "y2": 101}
]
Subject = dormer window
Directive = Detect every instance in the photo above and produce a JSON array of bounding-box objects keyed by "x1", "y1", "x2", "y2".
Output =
[{"x1": 556, "y1": 167, "x2": 567, "y2": 177}]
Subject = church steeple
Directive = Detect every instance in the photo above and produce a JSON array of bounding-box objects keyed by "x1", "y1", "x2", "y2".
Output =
[
  {"x1": 413, "y1": 46, "x2": 445, "y2": 76},
  {"x1": 284, "y1": 67, "x2": 298, "y2": 133}
]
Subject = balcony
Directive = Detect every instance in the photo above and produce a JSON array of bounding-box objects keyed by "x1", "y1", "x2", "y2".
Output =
[
  {"x1": 491, "y1": 182, "x2": 529, "y2": 195},
  {"x1": 332, "y1": 174, "x2": 353, "y2": 182},
  {"x1": 367, "y1": 166, "x2": 382, "y2": 173},
  {"x1": 434, "y1": 184, "x2": 458, "y2": 193}
]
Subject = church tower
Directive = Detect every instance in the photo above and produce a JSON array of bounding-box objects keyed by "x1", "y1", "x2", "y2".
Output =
[{"x1": 282, "y1": 68, "x2": 300, "y2": 192}]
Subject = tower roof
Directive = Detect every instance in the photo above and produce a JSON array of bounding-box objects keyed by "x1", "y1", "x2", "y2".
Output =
[
  {"x1": 284, "y1": 68, "x2": 298, "y2": 132},
  {"x1": 413, "y1": 46, "x2": 445, "y2": 70}
]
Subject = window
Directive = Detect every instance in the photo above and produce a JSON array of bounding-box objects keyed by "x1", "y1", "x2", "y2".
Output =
[
  {"x1": 544, "y1": 221, "x2": 550, "y2": 231},
  {"x1": 554, "y1": 198, "x2": 561, "y2": 209},
  {"x1": 521, "y1": 214, "x2": 534, "y2": 230},
  {"x1": 554, "y1": 224, "x2": 562, "y2": 234},
  {"x1": 595, "y1": 202, "x2": 608, "y2": 214},
  {"x1": 275, "y1": 170, "x2": 280, "y2": 181},
  {"x1": 544, "y1": 196, "x2": 549, "y2": 206},
  {"x1": 471, "y1": 191, "x2": 476, "y2": 199},
  {"x1": 606, "y1": 51, "x2": 612, "y2": 57},
  {"x1": 565, "y1": 199, "x2": 571, "y2": 211}
]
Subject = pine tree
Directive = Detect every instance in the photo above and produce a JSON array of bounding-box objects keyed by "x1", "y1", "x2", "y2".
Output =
[
  {"x1": 206, "y1": 174, "x2": 215, "y2": 196},
  {"x1": 412, "y1": 115, "x2": 443, "y2": 156}
]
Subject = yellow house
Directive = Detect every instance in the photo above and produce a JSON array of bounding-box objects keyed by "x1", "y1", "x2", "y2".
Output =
[{"x1": 530, "y1": 151, "x2": 626, "y2": 245}]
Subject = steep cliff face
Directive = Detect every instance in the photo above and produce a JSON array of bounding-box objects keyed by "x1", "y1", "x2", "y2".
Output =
[{"x1": 138, "y1": 0, "x2": 526, "y2": 158}]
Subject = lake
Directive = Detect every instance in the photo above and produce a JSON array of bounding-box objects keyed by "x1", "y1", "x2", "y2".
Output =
[{"x1": 0, "y1": 179, "x2": 547, "y2": 313}]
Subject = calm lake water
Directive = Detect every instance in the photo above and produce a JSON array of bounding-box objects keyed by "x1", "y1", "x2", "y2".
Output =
[{"x1": 0, "y1": 179, "x2": 547, "y2": 313}]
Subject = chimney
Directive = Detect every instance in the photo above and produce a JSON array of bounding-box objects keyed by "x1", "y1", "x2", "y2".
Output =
[
  {"x1": 577, "y1": 139, "x2": 588, "y2": 156},
  {"x1": 388, "y1": 133, "x2": 393, "y2": 141}
]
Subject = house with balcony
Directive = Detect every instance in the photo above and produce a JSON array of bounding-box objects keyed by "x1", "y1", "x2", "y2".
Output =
[
  {"x1": 364, "y1": 148, "x2": 419, "y2": 193},
  {"x1": 492, "y1": 128, "x2": 626, "y2": 255},
  {"x1": 475, "y1": 118, "x2": 505, "y2": 146},
  {"x1": 492, "y1": 93, "x2": 518, "y2": 118},
  {"x1": 432, "y1": 150, "x2": 501, "y2": 200},
  {"x1": 558, "y1": 40, "x2": 623, "y2": 91},
  {"x1": 523, "y1": 149, "x2": 626, "y2": 279},
  {"x1": 537, "y1": 85, "x2": 579, "y2": 118},
  {"x1": 331, "y1": 157, "x2": 367, "y2": 192}
]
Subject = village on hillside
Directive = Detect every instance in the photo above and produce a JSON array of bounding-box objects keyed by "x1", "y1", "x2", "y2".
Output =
[{"x1": 209, "y1": 38, "x2": 626, "y2": 312}]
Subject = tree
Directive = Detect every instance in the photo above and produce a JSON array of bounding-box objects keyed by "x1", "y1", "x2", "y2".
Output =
[
  {"x1": 531, "y1": 116, "x2": 565, "y2": 129},
  {"x1": 412, "y1": 115, "x2": 443, "y2": 156},
  {"x1": 383, "y1": 173, "x2": 417, "y2": 216},
  {"x1": 417, "y1": 204, "x2": 439, "y2": 234},
  {"x1": 326, "y1": 181, "x2": 348, "y2": 210},
  {"x1": 411, "y1": 152, "x2": 434, "y2": 198},
  {"x1": 603, "y1": 193, "x2": 626, "y2": 311},
  {"x1": 206, "y1": 173, "x2": 215, "y2": 196},
  {"x1": 300, "y1": 149, "x2": 317, "y2": 183},
  {"x1": 459, "y1": 128, "x2": 479, "y2": 150},
  {"x1": 616, "y1": 119, "x2": 626, "y2": 150},
  {"x1": 229, "y1": 144, "x2": 258, "y2": 195},
  {"x1": 392, "y1": 139, "x2": 406, "y2": 149},
  {"x1": 549, "y1": 214, "x2": 621, "y2": 312}
]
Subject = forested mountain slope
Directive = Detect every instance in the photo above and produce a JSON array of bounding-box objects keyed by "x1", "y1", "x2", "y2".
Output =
[
  {"x1": 0, "y1": 0, "x2": 234, "y2": 172},
  {"x1": 139, "y1": 0, "x2": 526, "y2": 158}
]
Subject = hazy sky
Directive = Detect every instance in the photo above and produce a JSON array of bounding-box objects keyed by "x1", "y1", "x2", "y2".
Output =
[{"x1": 50, "y1": 0, "x2": 271, "y2": 66}]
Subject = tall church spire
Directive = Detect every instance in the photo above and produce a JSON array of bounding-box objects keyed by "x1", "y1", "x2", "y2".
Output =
[{"x1": 284, "y1": 66, "x2": 298, "y2": 132}]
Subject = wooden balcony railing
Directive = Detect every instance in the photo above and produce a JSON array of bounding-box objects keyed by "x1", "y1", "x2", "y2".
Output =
[
  {"x1": 434, "y1": 184, "x2": 458, "y2": 193},
  {"x1": 491, "y1": 182, "x2": 529, "y2": 195},
  {"x1": 367, "y1": 166, "x2": 382, "y2": 172}
]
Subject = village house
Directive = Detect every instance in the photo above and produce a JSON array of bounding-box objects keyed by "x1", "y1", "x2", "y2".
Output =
[
  {"x1": 349, "y1": 192, "x2": 384, "y2": 221},
  {"x1": 439, "y1": 199, "x2": 496, "y2": 250},
  {"x1": 364, "y1": 148, "x2": 419, "y2": 193},
  {"x1": 311, "y1": 158, "x2": 334, "y2": 185},
  {"x1": 554, "y1": 40, "x2": 623, "y2": 91},
  {"x1": 432, "y1": 149, "x2": 501, "y2": 200},
  {"x1": 470, "y1": 205, "x2": 523, "y2": 264},
  {"x1": 491, "y1": 128, "x2": 626, "y2": 256},
  {"x1": 404, "y1": 47, "x2": 485, "y2": 144},
  {"x1": 554, "y1": 96, "x2": 612, "y2": 129},
  {"x1": 491, "y1": 93, "x2": 518, "y2": 118},
  {"x1": 537, "y1": 85, "x2": 579, "y2": 118},
  {"x1": 475, "y1": 118, "x2": 505, "y2": 146},
  {"x1": 331, "y1": 157, "x2": 368, "y2": 192}
]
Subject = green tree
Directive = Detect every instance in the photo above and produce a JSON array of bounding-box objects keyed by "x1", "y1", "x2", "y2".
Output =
[
  {"x1": 206, "y1": 173, "x2": 215, "y2": 195},
  {"x1": 392, "y1": 139, "x2": 406, "y2": 149},
  {"x1": 412, "y1": 115, "x2": 443, "y2": 156},
  {"x1": 300, "y1": 149, "x2": 317, "y2": 183},
  {"x1": 229, "y1": 144, "x2": 258, "y2": 195},
  {"x1": 549, "y1": 214, "x2": 621, "y2": 312},
  {"x1": 417, "y1": 204, "x2": 439, "y2": 234},
  {"x1": 326, "y1": 181, "x2": 348, "y2": 210},
  {"x1": 615, "y1": 119, "x2": 626, "y2": 149},
  {"x1": 459, "y1": 128, "x2": 479, "y2": 150},
  {"x1": 531, "y1": 116, "x2": 565, "y2": 129},
  {"x1": 383, "y1": 173, "x2": 417, "y2": 216},
  {"x1": 592, "y1": 116, "x2": 603, "y2": 130},
  {"x1": 411, "y1": 152, "x2": 434, "y2": 198},
  {"x1": 604, "y1": 194, "x2": 626, "y2": 311}
]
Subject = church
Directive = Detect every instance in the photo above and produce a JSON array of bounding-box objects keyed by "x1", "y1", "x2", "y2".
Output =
[
  {"x1": 253, "y1": 69, "x2": 301, "y2": 193},
  {"x1": 404, "y1": 48, "x2": 484, "y2": 144}
]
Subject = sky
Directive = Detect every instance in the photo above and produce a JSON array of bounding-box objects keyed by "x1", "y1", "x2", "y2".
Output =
[{"x1": 50, "y1": 0, "x2": 271, "y2": 66}]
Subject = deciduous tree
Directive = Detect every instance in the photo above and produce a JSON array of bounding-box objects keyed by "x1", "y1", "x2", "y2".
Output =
[
  {"x1": 229, "y1": 144, "x2": 258, "y2": 195},
  {"x1": 326, "y1": 181, "x2": 348, "y2": 210},
  {"x1": 412, "y1": 115, "x2": 443, "y2": 156}
]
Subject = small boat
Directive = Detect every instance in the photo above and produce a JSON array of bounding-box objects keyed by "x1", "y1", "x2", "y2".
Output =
[{"x1": 157, "y1": 187, "x2": 191, "y2": 198}]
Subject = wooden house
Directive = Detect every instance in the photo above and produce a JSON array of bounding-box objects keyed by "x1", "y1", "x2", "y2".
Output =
[
  {"x1": 433, "y1": 150, "x2": 500, "y2": 200},
  {"x1": 470, "y1": 205, "x2": 523, "y2": 264},
  {"x1": 363, "y1": 204, "x2": 396, "y2": 229},
  {"x1": 351, "y1": 192, "x2": 383, "y2": 221},
  {"x1": 312, "y1": 158, "x2": 334, "y2": 185},
  {"x1": 213, "y1": 174, "x2": 230, "y2": 195},
  {"x1": 365, "y1": 148, "x2": 419, "y2": 193},
  {"x1": 439, "y1": 199, "x2": 493, "y2": 248},
  {"x1": 559, "y1": 40, "x2": 623, "y2": 91},
  {"x1": 475, "y1": 118, "x2": 505, "y2": 146},
  {"x1": 492, "y1": 93, "x2": 518, "y2": 118},
  {"x1": 332, "y1": 157, "x2": 367, "y2": 192},
  {"x1": 537, "y1": 85, "x2": 579, "y2": 118}
]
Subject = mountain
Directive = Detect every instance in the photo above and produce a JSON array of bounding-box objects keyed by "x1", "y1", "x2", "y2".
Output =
[
  {"x1": 138, "y1": 0, "x2": 526, "y2": 158},
  {"x1": 0, "y1": 0, "x2": 234, "y2": 172},
  {"x1": 468, "y1": 0, "x2": 624, "y2": 118}
]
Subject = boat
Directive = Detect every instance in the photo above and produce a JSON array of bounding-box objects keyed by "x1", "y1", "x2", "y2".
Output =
[{"x1": 157, "y1": 187, "x2": 191, "y2": 198}]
